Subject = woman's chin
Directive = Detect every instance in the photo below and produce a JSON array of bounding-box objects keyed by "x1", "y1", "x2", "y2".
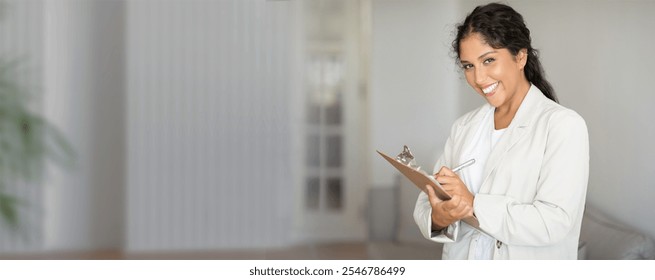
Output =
[{"x1": 481, "y1": 93, "x2": 500, "y2": 107}]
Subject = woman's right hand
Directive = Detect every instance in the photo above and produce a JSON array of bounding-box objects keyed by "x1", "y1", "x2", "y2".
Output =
[{"x1": 425, "y1": 184, "x2": 473, "y2": 230}]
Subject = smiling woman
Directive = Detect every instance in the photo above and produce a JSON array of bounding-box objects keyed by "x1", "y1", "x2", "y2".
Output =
[{"x1": 413, "y1": 3, "x2": 589, "y2": 260}]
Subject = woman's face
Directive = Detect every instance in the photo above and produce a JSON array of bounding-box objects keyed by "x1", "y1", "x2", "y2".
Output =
[{"x1": 458, "y1": 33, "x2": 528, "y2": 110}]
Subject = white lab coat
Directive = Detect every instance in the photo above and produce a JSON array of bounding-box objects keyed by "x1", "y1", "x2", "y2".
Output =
[{"x1": 414, "y1": 85, "x2": 589, "y2": 259}]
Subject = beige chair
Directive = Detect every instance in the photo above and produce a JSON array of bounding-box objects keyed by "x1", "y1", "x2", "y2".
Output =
[{"x1": 579, "y1": 205, "x2": 655, "y2": 260}]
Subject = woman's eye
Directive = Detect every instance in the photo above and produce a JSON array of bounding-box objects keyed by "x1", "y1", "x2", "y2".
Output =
[
  {"x1": 462, "y1": 64, "x2": 473, "y2": 70},
  {"x1": 483, "y1": 58, "x2": 495, "y2": 64}
]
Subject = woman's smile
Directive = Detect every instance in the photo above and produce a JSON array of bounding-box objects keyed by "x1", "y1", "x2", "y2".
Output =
[{"x1": 482, "y1": 82, "x2": 499, "y2": 95}]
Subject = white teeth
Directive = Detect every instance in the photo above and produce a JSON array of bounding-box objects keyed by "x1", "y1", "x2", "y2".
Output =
[{"x1": 483, "y1": 82, "x2": 498, "y2": 94}]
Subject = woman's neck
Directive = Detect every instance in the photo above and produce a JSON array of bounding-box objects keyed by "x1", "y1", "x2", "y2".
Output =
[{"x1": 494, "y1": 79, "x2": 531, "y2": 129}]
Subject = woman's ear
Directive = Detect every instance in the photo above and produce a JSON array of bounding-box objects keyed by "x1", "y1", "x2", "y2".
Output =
[{"x1": 518, "y1": 48, "x2": 528, "y2": 70}]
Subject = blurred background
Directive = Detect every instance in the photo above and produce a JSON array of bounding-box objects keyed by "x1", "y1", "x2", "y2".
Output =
[{"x1": 0, "y1": 0, "x2": 653, "y2": 259}]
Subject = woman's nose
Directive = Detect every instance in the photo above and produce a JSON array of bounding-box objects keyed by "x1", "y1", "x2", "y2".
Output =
[{"x1": 475, "y1": 66, "x2": 487, "y2": 85}]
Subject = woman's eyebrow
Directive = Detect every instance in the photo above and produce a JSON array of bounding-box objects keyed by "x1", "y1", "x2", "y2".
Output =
[
  {"x1": 477, "y1": 51, "x2": 497, "y2": 59},
  {"x1": 461, "y1": 50, "x2": 499, "y2": 64}
]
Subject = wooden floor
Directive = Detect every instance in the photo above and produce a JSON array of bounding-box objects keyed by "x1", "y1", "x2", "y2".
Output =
[{"x1": 0, "y1": 242, "x2": 374, "y2": 260}]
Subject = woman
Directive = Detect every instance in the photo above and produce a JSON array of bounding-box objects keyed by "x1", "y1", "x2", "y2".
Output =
[{"x1": 413, "y1": 3, "x2": 589, "y2": 259}]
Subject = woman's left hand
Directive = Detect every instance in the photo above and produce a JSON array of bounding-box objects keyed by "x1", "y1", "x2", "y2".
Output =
[{"x1": 435, "y1": 166, "x2": 475, "y2": 217}]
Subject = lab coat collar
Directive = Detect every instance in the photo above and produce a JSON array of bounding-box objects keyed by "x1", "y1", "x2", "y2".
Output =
[{"x1": 479, "y1": 85, "x2": 544, "y2": 192}]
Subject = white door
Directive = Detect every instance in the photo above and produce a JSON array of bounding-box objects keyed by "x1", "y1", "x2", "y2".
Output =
[{"x1": 292, "y1": 0, "x2": 369, "y2": 242}]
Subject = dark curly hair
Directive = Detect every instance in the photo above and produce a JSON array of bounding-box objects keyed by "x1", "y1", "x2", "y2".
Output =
[{"x1": 453, "y1": 3, "x2": 558, "y2": 103}]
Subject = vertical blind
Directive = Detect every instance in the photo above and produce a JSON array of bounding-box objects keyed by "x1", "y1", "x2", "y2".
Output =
[{"x1": 126, "y1": 0, "x2": 296, "y2": 251}]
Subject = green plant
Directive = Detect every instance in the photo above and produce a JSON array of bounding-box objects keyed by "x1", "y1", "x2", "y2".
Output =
[{"x1": 0, "y1": 60, "x2": 74, "y2": 228}]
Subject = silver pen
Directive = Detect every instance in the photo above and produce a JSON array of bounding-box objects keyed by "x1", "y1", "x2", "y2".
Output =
[{"x1": 451, "y1": 158, "x2": 476, "y2": 173}]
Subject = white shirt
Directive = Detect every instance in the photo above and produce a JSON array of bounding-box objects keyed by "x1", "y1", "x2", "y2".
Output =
[{"x1": 459, "y1": 107, "x2": 506, "y2": 259}]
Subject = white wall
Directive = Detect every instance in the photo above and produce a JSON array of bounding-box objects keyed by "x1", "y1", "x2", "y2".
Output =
[
  {"x1": 370, "y1": 0, "x2": 461, "y2": 188},
  {"x1": 455, "y1": 0, "x2": 655, "y2": 240}
]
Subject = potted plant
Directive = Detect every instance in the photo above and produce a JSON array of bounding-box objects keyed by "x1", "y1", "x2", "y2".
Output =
[{"x1": 0, "y1": 59, "x2": 74, "y2": 228}]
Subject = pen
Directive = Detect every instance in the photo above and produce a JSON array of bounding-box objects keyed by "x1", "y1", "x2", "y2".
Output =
[{"x1": 451, "y1": 158, "x2": 476, "y2": 173}]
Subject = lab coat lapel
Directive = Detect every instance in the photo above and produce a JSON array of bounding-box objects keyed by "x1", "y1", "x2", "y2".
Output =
[
  {"x1": 454, "y1": 106, "x2": 493, "y2": 166},
  {"x1": 479, "y1": 85, "x2": 541, "y2": 193},
  {"x1": 479, "y1": 122, "x2": 528, "y2": 191}
]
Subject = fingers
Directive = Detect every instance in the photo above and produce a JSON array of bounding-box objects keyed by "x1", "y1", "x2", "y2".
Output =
[
  {"x1": 431, "y1": 194, "x2": 473, "y2": 227},
  {"x1": 439, "y1": 166, "x2": 456, "y2": 177},
  {"x1": 425, "y1": 185, "x2": 442, "y2": 206},
  {"x1": 434, "y1": 167, "x2": 458, "y2": 184},
  {"x1": 433, "y1": 167, "x2": 447, "y2": 179},
  {"x1": 436, "y1": 175, "x2": 457, "y2": 186},
  {"x1": 436, "y1": 174, "x2": 469, "y2": 197}
]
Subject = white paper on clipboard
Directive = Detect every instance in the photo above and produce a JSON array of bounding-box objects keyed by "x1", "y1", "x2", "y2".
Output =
[{"x1": 376, "y1": 149, "x2": 480, "y2": 228}]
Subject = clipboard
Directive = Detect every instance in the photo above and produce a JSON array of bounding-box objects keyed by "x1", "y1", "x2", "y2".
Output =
[
  {"x1": 377, "y1": 147, "x2": 480, "y2": 228},
  {"x1": 377, "y1": 149, "x2": 451, "y2": 201}
]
